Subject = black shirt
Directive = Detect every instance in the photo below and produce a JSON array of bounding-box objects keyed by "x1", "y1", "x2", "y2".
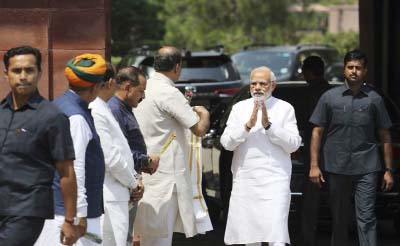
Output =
[
  {"x1": 310, "y1": 84, "x2": 392, "y2": 175},
  {"x1": 0, "y1": 91, "x2": 75, "y2": 218},
  {"x1": 303, "y1": 80, "x2": 331, "y2": 167}
]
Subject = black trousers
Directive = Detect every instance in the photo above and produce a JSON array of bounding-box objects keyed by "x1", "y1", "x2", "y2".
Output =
[
  {"x1": 0, "y1": 216, "x2": 45, "y2": 246},
  {"x1": 328, "y1": 172, "x2": 378, "y2": 246},
  {"x1": 300, "y1": 141, "x2": 321, "y2": 246},
  {"x1": 300, "y1": 178, "x2": 321, "y2": 246}
]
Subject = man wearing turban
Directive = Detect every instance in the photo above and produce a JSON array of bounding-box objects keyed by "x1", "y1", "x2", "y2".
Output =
[{"x1": 35, "y1": 53, "x2": 106, "y2": 246}]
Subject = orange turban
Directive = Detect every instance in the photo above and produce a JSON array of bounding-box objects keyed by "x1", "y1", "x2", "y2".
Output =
[{"x1": 65, "y1": 53, "x2": 106, "y2": 88}]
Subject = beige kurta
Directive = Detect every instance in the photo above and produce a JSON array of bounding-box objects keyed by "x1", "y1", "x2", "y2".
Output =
[
  {"x1": 133, "y1": 72, "x2": 199, "y2": 238},
  {"x1": 220, "y1": 97, "x2": 302, "y2": 245}
]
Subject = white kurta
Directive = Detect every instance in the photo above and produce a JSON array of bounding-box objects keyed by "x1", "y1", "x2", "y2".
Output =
[
  {"x1": 89, "y1": 97, "x2": 137, "y2": 201},
  {"x1": 220, "y1": 96, "x2": 301, "y2": 245},
  {"x1": 89, "y1": 97, "x2": 137, "y2": 246},
  {"x1": 133, "y1": 72, "x2": 199, "y2": 238}
]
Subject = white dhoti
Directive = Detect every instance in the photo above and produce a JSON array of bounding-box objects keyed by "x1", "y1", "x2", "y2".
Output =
[
  {"x1": 224, "y1": 176, "x2": 291, "y2": 245},
  {"x1": 140, "y1": 187, "x2": 179, "y2": 246},
  {"x1": 187, "y1": 132, "x2": 213, "y2": 234},
  {"x1": 34, "y1": 215, "x2": 102, "y2": 246},
  {"x1": 102, "y1": 201, "x2": 129, "y2": 246},
  {"x1": 220, "y1": 97, "x2": 302, "y2": 245}
]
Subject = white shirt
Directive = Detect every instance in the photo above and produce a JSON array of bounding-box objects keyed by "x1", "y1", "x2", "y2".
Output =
[
  {"x1": 133, "y1": 72, "x2": 200, "y2": 238},
  {"x1": 69, "y1": 114, "x2": 91, "y2": 217},
  {"x1": 69, "y1": 114, "x2": 92, "y2": 217},
  {"x1": 89, "y1": 97, "x2": 137, "y2": 202},
  {"x1": 220, "y1": 96, "x2": 301, "y2": 244}
]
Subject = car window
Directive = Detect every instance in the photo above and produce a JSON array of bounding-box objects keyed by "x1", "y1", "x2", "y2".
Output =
[
  {"x1": 325, "y1": 63, "x2": 345, "y2": 82},
  {"x1": 179, "y1": 56, "x2": 240, "y2": 82},
  {"x1": 136, "y1": 55, "x2": 240, "y2": 82},
  {"x1": 232, "y1": 51, "x2": 295, "y2": 78},
  {"x1": 136, "y1": 57, "x2": 155, "y2": 78},
  {"x1": 296, "y1": 49, "x2": 342, "y2": 81}
]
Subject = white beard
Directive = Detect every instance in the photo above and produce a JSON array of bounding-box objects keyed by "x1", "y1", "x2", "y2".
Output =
[{"x1": 251, "y1": 89, "x2": 272, "y2": 103}]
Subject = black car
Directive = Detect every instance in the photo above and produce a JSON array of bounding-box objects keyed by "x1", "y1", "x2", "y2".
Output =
[
  {"x1": 231, "y1": 44, "x2": 343, "y2": 83},
  {"x1": 119, "y1": 47, "x2": 243, "y2": 112},
  {"x1": 201, "y1": 82, "x2": 400, "y2": 232}
]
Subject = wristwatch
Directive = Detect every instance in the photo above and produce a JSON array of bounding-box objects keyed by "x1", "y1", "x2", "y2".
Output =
[
  {"x1": 264, "y1": 122, "x2": 272, "y2": 130},
  {"x1": 140, "y1": 156, "x2": 152, "y2": 169},
  {"x1": 385, "y1": 167, "x2": 394, "y2": 174},
  {"x1": 65, "y1": 217, "x2": 80, "y2": 226}
]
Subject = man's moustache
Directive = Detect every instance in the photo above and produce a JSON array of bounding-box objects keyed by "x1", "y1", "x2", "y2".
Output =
[{"x1": 253, "y1": 92, "x2": 265, "y2": 96}]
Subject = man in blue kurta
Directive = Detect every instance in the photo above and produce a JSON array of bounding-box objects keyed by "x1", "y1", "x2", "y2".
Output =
[{"x1": 35, "y1": 53, "x2": 106, "y2": 246}]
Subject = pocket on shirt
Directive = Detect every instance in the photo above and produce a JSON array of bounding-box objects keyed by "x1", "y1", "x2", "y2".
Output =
[
  {"x1": 352, "y1": 105, "x2": 370, "y2": 126},
  {"x1": 5, "y1": 128, "x2": 36, "y2": 154},
  {"x1": 331, "y1": 106, "x2": 346, "y2": 125}
]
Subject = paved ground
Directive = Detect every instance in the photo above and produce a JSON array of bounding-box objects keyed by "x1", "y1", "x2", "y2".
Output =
[
  {"x1": 172, "y1": 148, "x2": 400, "y2": 245},
  {"x1": 172, "y1": 218, "x2": 400, "y2": 246}
]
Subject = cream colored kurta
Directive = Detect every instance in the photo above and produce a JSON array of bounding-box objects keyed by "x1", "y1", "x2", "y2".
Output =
[
  {"x1": 133, "y1": 72, "x2": 199, "y2": 238},
  {"x1": 220, "y1": 96, "x2": 301, "y2": 245}
]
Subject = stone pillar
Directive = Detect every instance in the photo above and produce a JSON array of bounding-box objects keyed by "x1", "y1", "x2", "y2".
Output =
[{"x1": 0, "y1": 0, "x2": 111, "y2": 100}]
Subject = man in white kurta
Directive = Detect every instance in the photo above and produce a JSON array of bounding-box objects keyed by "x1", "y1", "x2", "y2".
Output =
[
  {"x1": 89, "y1": 65, "x2": 138, "y2": 246},
  {"x1": 221, "y1": 67, "x2": 301, "y2": 246},
  {"x1": 133, "y1": 46, "x2": 210, "y2": 246}
]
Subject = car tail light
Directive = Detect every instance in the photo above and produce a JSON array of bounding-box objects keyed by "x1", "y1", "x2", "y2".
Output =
[{"x1": 214, "y1": 88, "x2": 241, "y2": 96}]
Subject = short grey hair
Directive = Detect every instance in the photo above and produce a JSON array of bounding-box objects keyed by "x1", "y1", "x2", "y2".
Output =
[
  {"x1": 270, "y1": 71, "x2": 276, "y2": 82},
  {"x1": 250, "y1": 66, "x2": 275, "y2": 83}
]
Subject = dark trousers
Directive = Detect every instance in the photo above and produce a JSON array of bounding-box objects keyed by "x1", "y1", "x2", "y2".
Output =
[
  {"x1": 0, "y1": 215, "x2": 45, "y2": 246},
  {"x1": 127, "y1": 203, "x2": 138, "y2": 242},
  {"x1": 300, "y1": 142, "x2": 321, "y2": 246},
  {"x1": 301, "y1": 178, "x2": 321, "y2": 246},
  {"x1": 328, "y1": 172, "x2": 378, "y2": 246},
  {"x1": 219, "y1": 149, "x2": 233, "y2": 225}
]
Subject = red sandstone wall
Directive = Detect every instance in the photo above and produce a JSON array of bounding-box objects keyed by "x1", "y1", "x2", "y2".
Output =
[{"x1": 0, "y1": 0, "x2": 111, "y2": 100}]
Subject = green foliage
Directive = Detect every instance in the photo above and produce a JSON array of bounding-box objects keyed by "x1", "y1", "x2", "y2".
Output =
[
  {"x1": 111, "y1": 0, "x2": 359, "y2": 57},
  {"x1": 111, "y1": 56, "x2": 122, "y2": 66},
  {"x1": 299, "y1": 31, "x2": 359, "y2": 57},
  {"x1": 160, "y1": 0, "x2": 291, "y2": 53},
  {"x1": 317, "y1": 0, "x2": 357, "y2": 6},
  {"x1": 111, "y1": 0, "x2": 165, "y2": 56}
]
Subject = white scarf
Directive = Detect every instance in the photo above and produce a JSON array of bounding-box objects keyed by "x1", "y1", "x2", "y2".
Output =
[{"x1": 187, "y1": 130, "x2": 213, "y2": 234}]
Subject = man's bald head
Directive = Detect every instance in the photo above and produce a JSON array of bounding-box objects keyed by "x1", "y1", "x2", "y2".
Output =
[{"x1": 154, "y1": 46, "x2": 182, "y2": 72}]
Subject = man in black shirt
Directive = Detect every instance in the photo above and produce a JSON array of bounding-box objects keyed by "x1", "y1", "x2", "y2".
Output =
[
  {"x1": 0, "y1": 46, "x2": 78, "y2": 246},
  {"x1": 309, "y1": 49, "x2": 394, "y2": 246},
  {"x1": 300, "y1": 56, "x2": 330, "y2": 246}
]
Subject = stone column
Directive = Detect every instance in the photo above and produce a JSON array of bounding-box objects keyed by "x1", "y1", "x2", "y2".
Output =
[{"x1": 0, "y1": 0, "x2": 111, "y2": 99}]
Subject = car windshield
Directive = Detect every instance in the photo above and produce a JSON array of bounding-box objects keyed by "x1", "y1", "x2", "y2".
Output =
[
  {"x1": 135, "y1": 55, "x2": 240, "y2": 82},
  {"x1": 232, "y1": 51, "x2": 295, "y2": 78},
  {"x1": 177, "y1": 56, "x2": 240, "y2": 83}
]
